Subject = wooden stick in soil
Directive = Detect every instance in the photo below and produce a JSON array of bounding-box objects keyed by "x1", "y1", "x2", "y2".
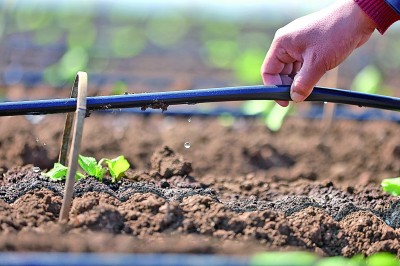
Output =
[
  {"x1": 58, "y1": 78, "x2": 79, "y2": 165},
  {"x1": 322, "y1": 67, "x2": 339, "y2": 131},
  {"x1": 59, "y1": 72, "x2": 87, "y2": 222}
]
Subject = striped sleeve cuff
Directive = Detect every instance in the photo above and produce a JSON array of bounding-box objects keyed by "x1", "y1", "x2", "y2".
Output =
[{"x1": 354, "y1": 0, "x2": 400, "y2": 34}]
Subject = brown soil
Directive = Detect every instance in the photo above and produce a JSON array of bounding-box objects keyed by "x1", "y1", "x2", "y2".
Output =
[{"x1": 0, "y1": 114, "x2": 399, "y2": 256}]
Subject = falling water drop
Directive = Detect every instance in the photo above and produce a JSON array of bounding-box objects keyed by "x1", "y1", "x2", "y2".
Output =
[
  {"x1": 188, "y1": 117, "x2": 191, "y2": 123},
  {"x1": 184, "y1": 142, "x2": 191, "y2": 149},
  {"x1": 32, "y1": 167, "x2": 41, "y2": 173},
  {"x1": 25, "y1": 115, "x2": 45, "y2": 124}
]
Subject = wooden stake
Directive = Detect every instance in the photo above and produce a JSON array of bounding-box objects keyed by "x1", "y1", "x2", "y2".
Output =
[
  {"x1": 58, "y1": 79, "x2": 79, "y2": 165},
  {"x1": 322, "y1": 67, "x2": 339, "y2": 129},
  {"x1": 59, "y1": 72, "x2": 87, "y2": 222}
]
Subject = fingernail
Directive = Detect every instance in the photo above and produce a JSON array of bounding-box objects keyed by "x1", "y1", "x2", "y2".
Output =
[{"x1": 290, "y1": 91, "x2": 305, "y2": 102}]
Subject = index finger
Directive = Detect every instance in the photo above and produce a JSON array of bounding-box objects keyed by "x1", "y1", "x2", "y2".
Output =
[
  {"x1": 261, "y1": 46, "x2": 297, "y2": 107},
  {"x1": 261, "y1": 46, "x2": 297, "y2": 84}
]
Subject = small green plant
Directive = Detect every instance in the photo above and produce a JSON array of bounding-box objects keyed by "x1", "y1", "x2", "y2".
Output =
[
  {"x1": 102, "y1": 155, "x2": 131, "y2": 182},
  {"x1": 242, "y1": 100, "x2": 292, "y2": 131},
  {"x1": 381, "y1": 177, "x2": 400, "y2": 196},
  {"x1": 43, "y1": 162, "x2": 85, "y2": 181},
  {"x1": 43, "y1": 154, "x2": 130, "y2": 183},
  {"x1": 78, "y1": 155, "x2": 106, "y2": 181},
  {"x1": 250, "y1": 251, "x2": 399, "y2": 266}
]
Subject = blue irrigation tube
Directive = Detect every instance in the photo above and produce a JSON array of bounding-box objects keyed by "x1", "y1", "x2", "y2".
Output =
[
  {"x1": 0, "y1": 253, "x2": 249, "y2": 266},
  {"x1": 0, "y1": 85, "x2": 399, "y2": 117}
]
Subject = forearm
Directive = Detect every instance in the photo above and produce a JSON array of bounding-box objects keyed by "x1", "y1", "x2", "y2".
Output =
[{"x1": 354, "y1": 0, "x2": 400, "y2": 33}]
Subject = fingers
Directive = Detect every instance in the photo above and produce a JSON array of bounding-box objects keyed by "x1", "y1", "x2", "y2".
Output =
[
  {"x1": 281, "y1": 62, "x2": 293, "y2": 75},
  {"x1": 261, "y1": 48, "x2": 325, "y2": 103},
  {"x1": 276, "y1": 100, "x2": 290, "y2": 107},
  {"x1": 261, "y1": 46, "x2": 296, "y2": 77},
  {"x1": 290, "y1": 56, "x2": 326, "y2": 102},
  {"x1": 261, "y1": 46, "x2": 298, "y2": 107},
  {"x1": 293, "y1": 61, "x2": 302, "y2": 75}
]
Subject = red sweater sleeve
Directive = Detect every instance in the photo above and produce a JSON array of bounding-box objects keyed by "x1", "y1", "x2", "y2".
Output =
[{"x1": 354, "y1": 0, "x2": 400, "y2": 34}]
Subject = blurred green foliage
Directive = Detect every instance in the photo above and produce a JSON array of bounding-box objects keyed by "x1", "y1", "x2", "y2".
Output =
[
  {"x1": 234, "y1": 48, "x2": 264, "y2": 84},
  {"x1": 1, "y1": 1, "x2": 398, "y2": 100},
  {"x1": 15, "y1": 8, "x2": 53, "y2": 31},
  {"x1": 351, "y1": 64, "x2": 382, "y2": 94},
  {"x1": 204, "y1": 39, "x2": 239, "y2": 69},
  {"x1": 109, "y1": 26, "x2": 146, "y2": 58},
  {"x1": 2, "y1": 3, "x2": 272, "y2": 86},
  {"x1": 33, "y1": 26, "x2": 62, "y2": 45},
  {"x1": 242, "y1": 100, "x2": 291, "y2": 131},
  {"x1": 251, "y1": 251, "x2": 400, "y2": 266},
  {"x1": 112, "y1": 81, "x2": 128, "y2": 95},
  {"x1": 251, "y1": 251, "x2": 317, "y2": 266},
  {"x1": 66, "y1": 24, "x2": 97, "y2": 50},
  {"x1": 381, "y1": 176, "x2": 400, "y2": 196},
  {"x1": 146, "y1": 11, "x2": 189, "y2": 48},
  {"x1": 264, "y1": 103, "x2": 291, "y2": 131},
  {"x1": 218, "y1": 112, "x2": 236, "y2": 127},
  {"x1": 201, "y1": 20, "x2": 239, "y2": 41},
  {"x1": 242, "y1": 100, "x2": 274, "y2": 116}
]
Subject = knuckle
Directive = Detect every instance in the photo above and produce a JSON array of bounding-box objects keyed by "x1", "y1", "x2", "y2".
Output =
[{"x1": 274, "y1": 28, "x2": 287, "y2": 43}]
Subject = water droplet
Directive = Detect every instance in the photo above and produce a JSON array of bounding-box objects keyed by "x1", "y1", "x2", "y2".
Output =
[
  {"x1": 32, "y1": 167, "x2": 41, "y2": 173},
  {"x1": 35, "y1": 138, "x2": 39, "y2": 143},
  {"x1": 43, "y1": 143, "x2": 47, "y2": 146},
  {"x1": 323, "y1": 101, "x2": 327, "y2": 104},
  {"x1": 25, "y1": 115, "x2": 45, "y2": 124},
  {"x1": 188, "y1": 117, "x2": 191, "y2": 123},
  {"x1": 184, "y1": 142, "x2": 191, "y2": 149}
]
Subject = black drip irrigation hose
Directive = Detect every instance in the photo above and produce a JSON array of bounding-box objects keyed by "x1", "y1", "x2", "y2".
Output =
[{"x1": 0, "y1": 85, "x2": 399, "y2": 117}]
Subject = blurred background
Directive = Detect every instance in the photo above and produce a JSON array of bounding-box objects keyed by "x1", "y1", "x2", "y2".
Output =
[{"x1": 0, "y1": 0, "x2": 399, "y2": 125}]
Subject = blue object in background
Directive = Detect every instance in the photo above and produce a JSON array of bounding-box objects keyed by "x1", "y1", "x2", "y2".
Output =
[{"x1": 0, "y1": 253, "x2": 249, "y2": 266}]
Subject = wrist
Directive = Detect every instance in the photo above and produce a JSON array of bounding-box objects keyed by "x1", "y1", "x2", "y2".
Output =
[{"x1": 354, "y1": 0, "x2": 400, "y2": 33}]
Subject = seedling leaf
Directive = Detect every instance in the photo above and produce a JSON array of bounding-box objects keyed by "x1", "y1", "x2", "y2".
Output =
[
  {"x1": 218, "y1": 112, "x2": 235, "y2": 127},
  {"x1": 366, "y1": 252, "x2": 398, "y2": 266},
  {"x1": 104, "y1": 156, "x2": 130, "y2": 182},
  {"x1": 265, "y1": 103, "x2": 291, "y2": 132},
  {"x1": 78, "y1": 155, "x2": 106, "y2": 181},
  {"x1": 43, "y1": 163, "x2": 68, "y2": 181},
  {"x1": 43, "y1": 163, "x2": 84, "y2": 181},
  {"x1": 250, "y1": 251, "x2": 317, "y2": 266},
  {"x1": 242, "y1": 100, "x2": 274, "y2": 115},
  {"x1": 381, "y1": 177, "x2": 400, "y2": 196}
]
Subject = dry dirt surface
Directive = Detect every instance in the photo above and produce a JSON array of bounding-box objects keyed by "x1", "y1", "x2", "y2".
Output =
[{"x1": 0, "y1": 114, "x2": 399, "y2": 257}]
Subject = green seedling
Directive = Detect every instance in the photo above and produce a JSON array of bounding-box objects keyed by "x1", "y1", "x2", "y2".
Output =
[
  {"x1": 242, "y1": 100, "x2": 292, "y2": 131},
  {"x1": 112, "y1": 81, "x2": 128, "y2": 95},
  {"x1": 102, "y1": 155, "x2": 130, "y2": 182},
  {"x1": 381, "y1": 177, "x2": 400, "y2": 196},
  {"x1": 265, "y1": 103, "x2": 291, "y2": 132},
  {"x1": 78, "y1": 155, "x2": 106, "y2": 181},
  {"x1": 43, "y1": 155, "x2": 130, "y2": 183},
  {"x1": 366, "y1": 252, "x2": 399, "y2": 266},
  {"x1": 250, "y1": 252, "x2": 400, "y2": 266},
  {"x1": 43, "y1": 162, "x2": 84, "y2": 181},
  {"x1": 218, "y1": 112, "x2": 235, "y2": 127}
]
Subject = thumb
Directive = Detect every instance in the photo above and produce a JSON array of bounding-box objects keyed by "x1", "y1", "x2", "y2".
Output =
[{"x1": 290, "y1": 60, "x2": 326, "y2": 102}]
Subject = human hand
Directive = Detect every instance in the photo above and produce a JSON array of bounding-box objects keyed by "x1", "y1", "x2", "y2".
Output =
[{"x1": 261, "y1": 0, "x2": 377, "y2": 107}]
